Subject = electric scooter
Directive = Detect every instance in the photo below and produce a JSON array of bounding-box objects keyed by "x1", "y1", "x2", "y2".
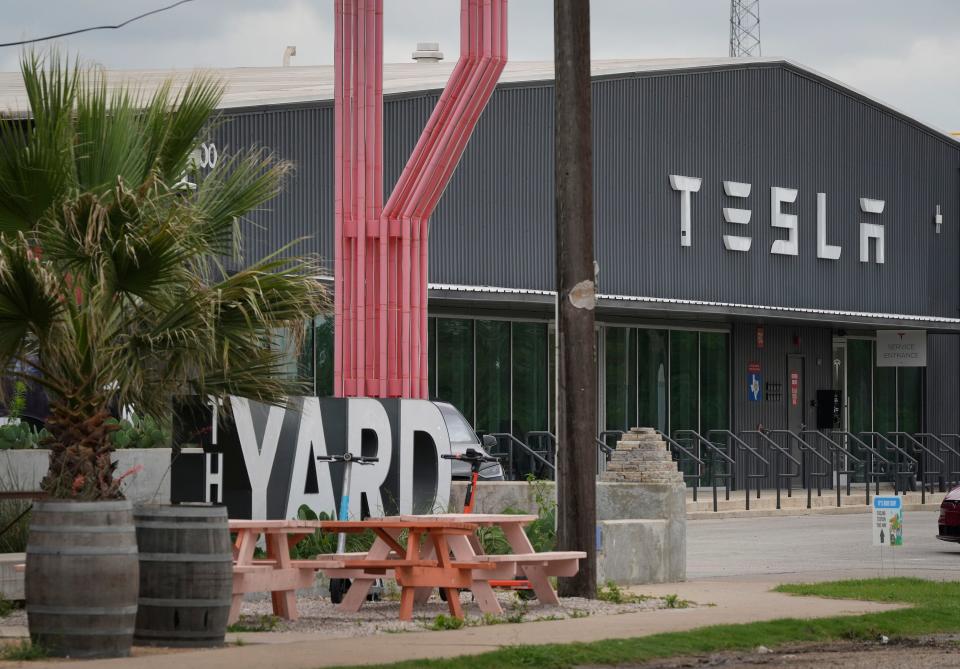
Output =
[
  {"x1": 316, "y1": 451, "x2": 380, "y2": 604},
  {"x1": 441, "y1": 448, "x2": 535, "y2": 598}
]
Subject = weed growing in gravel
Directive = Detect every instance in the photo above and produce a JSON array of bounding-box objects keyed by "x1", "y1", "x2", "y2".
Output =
[
  {"x1": 0, "y1": 596, "x2": 14, "y2": 618},
  {"x1": 597, "y1": 581, "x2": 654, "y2": 605},
  {"x1": 427, "y1": 614, "x2": 466, "y2": 631},
  {"x1": 227, "y1": 614, "x2": 281, "y2": 633},
  {"x1": 664, "y1": 593, "x2": 692, "y2": 609},
  {"x1": 569, "y1": 609, "x2": 590, "y2": 619},
  {"x1": 1, "y1": 640, "x2": 47, "y2": 661}
]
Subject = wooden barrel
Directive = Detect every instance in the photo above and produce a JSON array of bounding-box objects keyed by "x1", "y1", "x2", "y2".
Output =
[
  {"x1": 26, "y1": 500, "x2": 139, "y2": 658},
  {"x1": 133, "y1": 504, "x2": 232, "y2": 647}
]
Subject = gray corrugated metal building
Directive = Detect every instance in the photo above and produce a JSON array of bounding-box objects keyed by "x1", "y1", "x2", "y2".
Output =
[{"x1": 11, "y1": 57, "x2": 948, "y2": 485}]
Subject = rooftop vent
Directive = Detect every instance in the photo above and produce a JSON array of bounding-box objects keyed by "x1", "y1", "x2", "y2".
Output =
[{"x1": 411, "y1": 42, "x2": 443, "y2": 63}]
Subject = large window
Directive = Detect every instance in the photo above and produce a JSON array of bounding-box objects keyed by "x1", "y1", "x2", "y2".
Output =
[
  {"x1": 845, "y1": 337, "x2": 925, "y2": 435},
  {"x1": 475, "y1": 320, "x2": 511, "y2": 435},
  {"x1": 512, "y1": 322, "x2": 549, "y2": 440},
  {"x1": 637, "y1": 329, "x2": 668, "y2": 432},
  {"x1": 699, "y1": 332, "x2": 729, "y2": 436},
  {"x1": 436, "y1": 318, "x2": 475, "y2": 424},
  {"x1": 669, "y1": 331, "x2": 699, "y2": 433}
]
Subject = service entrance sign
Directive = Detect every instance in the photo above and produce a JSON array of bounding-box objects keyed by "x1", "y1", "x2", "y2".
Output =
[
  {"x1": 872, "y1": 496, "x2": 903, "y2": 546},
  {"x1": 876, "y1": 330, "x2": 926, "y2": 367}
]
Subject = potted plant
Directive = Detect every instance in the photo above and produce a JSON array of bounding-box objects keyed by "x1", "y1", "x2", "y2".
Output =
[{"x1": 0, "y1": 53, "x2": 327, "y2": 657}]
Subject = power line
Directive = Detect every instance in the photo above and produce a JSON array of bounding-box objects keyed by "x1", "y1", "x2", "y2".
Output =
[{"x1": 0, "y1": 0, "x2": 196, "y2": 48}]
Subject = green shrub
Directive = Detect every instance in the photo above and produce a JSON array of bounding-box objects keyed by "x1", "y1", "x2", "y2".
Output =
[
  {"x1": 427, "y1": 614, "x2": 465, "y2": 631},
  {"x1": 1, "y1": 640, "x2": 47, "y2": 661},
  {"x1": 0, "y1": 421, "x2": 43, "y2": 450},
  {"x1": 0, "y1": 500, "x2": 31, "y2": 553},
  {"x1": 290, "y1": 504, "x2": 376, "y2": 558},
  {"x1": 107, "y1": 415, "x2": 170, "y2": 449}
]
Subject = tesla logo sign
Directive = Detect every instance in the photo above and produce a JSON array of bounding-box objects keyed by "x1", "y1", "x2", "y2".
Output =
[
  {"x1": 670, "y1": 175, "x2": 887, "y2": 264},
  {"x1": 876, "y1": 330, "x2": 927, "y2": 367}
]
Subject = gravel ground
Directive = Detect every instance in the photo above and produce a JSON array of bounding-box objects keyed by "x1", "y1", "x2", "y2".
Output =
[
  {"x1": 0, "y1": 588, "x2": 685, "y2": 638},
  {"x1": 231, "y1": 587, "x2": 678, "y2": 636},
  {"x1": 601, "y1": 635, "x2": 960, "y2": 669}
]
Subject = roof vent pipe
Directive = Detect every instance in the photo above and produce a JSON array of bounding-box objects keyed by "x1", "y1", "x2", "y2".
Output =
[
  {"x1": 282, "y1": 46, "x2": 297, "y2": 67},
  {"x1": 411, "y1": 42, "x2": 443, "y2": 63}
]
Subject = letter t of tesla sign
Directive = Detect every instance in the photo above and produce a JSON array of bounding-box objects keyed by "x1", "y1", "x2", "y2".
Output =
[{"x1": 334, "y1": 0, "x2": 507, "y2": 399}]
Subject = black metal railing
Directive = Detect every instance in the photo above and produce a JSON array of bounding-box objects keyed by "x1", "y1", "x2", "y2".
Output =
[
  {"x1": 916, "y1": 433, "x2": 960, "y2": 489},
  {"x1": 828, "y1": 430, "x2": 890, "y2": 505},
  {"x1": 657, "y1": 430, "x2": 706, "y2": 500},
  {"x1": 673, "y1": 429, "x2": 735, "y2": 512},
  {"x1": 708, "y1": 429, "x2": 769, "y2": 510},
  {"x1": 764, "y1": 429, "x2": 831, "y2": 509},
  {"x1": 890, "y1": 432, "x2": 943, "y2": 504},
  {"x1": 802, "y1": 429, "x2": 862, "y2": 508},
  {"x1": 741, "y1": 430, "x2": 802, "y2": 510},
  {"x1": 861, "y1": 432, "x2": 918, "y2": 495},
  {"x1": 487, "y1": 432, "x2": 556, "y2": 480}
]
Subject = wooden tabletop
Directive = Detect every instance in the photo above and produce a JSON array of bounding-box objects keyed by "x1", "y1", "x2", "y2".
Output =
[
  {"x1": 319, "y1": 519, "x2": 479, "y2": 532},
  {"x1": 390, "y1": 513, "x2": 537, "y2": 525}
]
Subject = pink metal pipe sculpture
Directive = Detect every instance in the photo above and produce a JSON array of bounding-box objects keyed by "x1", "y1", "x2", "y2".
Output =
[{"x1": 334, "y1": 0, "x2": 507, "y2": 398}]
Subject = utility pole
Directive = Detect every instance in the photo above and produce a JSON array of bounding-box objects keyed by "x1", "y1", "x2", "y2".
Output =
[{"x1": 554, "y1": 0, "x2": 597, "y2": 599}]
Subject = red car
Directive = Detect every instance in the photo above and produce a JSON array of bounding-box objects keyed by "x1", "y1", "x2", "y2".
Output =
[{"x1": 937, "y1": 486, "x2": 960, "y2": 542}]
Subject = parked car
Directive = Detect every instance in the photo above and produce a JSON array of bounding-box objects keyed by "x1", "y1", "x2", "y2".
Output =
[
  {"x1": 937, "y1": 485, "x2": 960, "y2": 542},
  {"x1": 435, "y1": 402, "x2": 505, "y2": 481}
]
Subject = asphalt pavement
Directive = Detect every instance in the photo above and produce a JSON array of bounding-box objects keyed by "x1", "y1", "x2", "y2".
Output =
[{"x1": 687, "y1": 507, "x2": 960, "y2": 580}]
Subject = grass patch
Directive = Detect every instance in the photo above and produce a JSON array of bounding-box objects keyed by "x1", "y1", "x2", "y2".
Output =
[
  {"x1": 425, "y1": 614, "x2": 465, "y2": 631},
  {"x1": 1, "y1": 640, "x2": 48, "y2": 661},
  {"x1": 226, "y1": 614, "x2": 281, "y2": 633},
  {"x1": 329, "y1": 577, "x2": 960, "y2": 669}
]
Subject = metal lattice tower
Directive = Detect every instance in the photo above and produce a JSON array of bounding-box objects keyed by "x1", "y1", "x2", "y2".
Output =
[{"x1": 729, "y1": 0, "x2": 761, "y2": 57}]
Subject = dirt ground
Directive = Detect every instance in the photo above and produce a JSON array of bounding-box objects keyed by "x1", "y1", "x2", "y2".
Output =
[{"x1": 587, "y1": 635, "x2": 960, "y2": 669}]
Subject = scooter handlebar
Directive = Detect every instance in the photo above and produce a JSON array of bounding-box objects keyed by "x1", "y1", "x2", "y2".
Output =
[
  {"x1": 316, "y1": 453, "x2": 379, "y2": 465},
  {"x1": 441, "y1": 448, "x2": 501, "y2": 464}
]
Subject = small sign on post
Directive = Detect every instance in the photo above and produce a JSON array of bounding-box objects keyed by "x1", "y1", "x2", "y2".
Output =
[{"x1": 872, "y1": 496, "x2": 903, "y2": 546}]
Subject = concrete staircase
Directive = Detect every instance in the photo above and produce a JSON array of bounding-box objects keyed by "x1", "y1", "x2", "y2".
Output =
[{"x1": 686, "y1": 485, "x2": 946, "y2": 520}]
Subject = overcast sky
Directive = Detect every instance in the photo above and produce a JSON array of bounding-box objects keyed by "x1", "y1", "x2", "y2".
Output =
[{"x1": 1, "y1": 1, "x2": 958, "y2": 131}]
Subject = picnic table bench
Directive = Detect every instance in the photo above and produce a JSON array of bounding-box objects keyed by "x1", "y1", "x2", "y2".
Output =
[
  {"x1": 326, "y1": 514, "x2": 586, "y2": 617},
  {"x1": 228, "y1": 515, "x2": 586, "y2": 623}
]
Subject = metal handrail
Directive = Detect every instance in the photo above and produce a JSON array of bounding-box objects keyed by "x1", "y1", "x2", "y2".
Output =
[
  {"x1": 801, "y1": 430, "x2": 862, "y2": 464},
  {"x1": 657, "y1": 431, "x2": 706, "y2": 466},
  {"x1": 890, "y1": 432, "x2": 944, "y2": 465},
  {"x1": 890, "y1": 431, "x2": 943, "y2": 503},
  {"x1": 766, "y1": 429, "x2": 832, "y2": 467},
  {"x1": 802, "y1": 429, "x2": 862, "y2": 507},
  {"x1": 709, "y1": 429, "x2": 769, "y2": 466},
  {"x1": 488, "y1": 432, "x2": 556, "y2": 479},
  {"x1": 673, "y1": 430, "x2": 735, "y2": 465},
  {"x1": 829, "y1": 431, "x2": 890, "y2": 465},
  {"x1": 742, "y1": 430, "x2": 801, "y2": 467},
  {"x1": 708, "y1": 429, "x2": 769, "y2": 511},
  {"x1": 828, "y1": 430, "x2": 890, "y2": 505},
  {"x1": 861, "y1": 432, "x2": 918, "y2": 465},
  {"x1": 916, "y1": 433, "x2": 960, "y2": 460}
]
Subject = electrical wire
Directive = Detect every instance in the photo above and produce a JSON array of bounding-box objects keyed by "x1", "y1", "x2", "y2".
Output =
[{"x1": 0, "y1": 0, "x2": 196, "y2": 48}]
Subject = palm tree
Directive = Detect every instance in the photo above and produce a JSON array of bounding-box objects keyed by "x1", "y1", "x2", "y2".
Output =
[{"x1": 0, "y1": 53, "x2": 328, "y2": 499}]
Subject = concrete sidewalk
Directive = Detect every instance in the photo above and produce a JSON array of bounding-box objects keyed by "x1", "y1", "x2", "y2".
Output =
[{"x1": 0, "y1": 574, "x2": 907, "y2": 669}]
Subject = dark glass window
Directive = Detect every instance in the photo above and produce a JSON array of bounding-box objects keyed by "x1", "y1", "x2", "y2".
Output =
[
  {"x1": 313, "y1": 316, "x2": 335, "y2": 397},
  {"x1": 873, "y1": 366, "x2": 897, "y2": 435},
  {"x1": 897, "y1": 367, "x2": 924, "y2": 434},
  {"x1": 436, "y1": 318, "x2": 474, "y2": 424},
  {"x1": 475, "y1": 320, "x2": 511, "y2": 435},
  {"x1": 637, "y1": 329, "x2": 668, "y2": 432},
  {"x1": 847, "y1": 339, "x2": 872, "y2": 435},
  {"x1": 428, "y1": 317, "x2": 437, "y2": 398},
  {"x1": 604, "y1": 327, "x2": 629, "y2": 432},
  {"x1": 699, "y1": 332, "x2": 729, "y2": 434},
  {"x1": 670, "y1": 331, "x2": 699, "y2": 433},
  {"x1": 512, "y1": 322, "x2": 549, "y2": 441}
]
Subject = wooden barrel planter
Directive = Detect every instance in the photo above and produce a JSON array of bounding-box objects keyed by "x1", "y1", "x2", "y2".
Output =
[
  {"x1": 133, "y1": 504, "x2": 232, "y2": 647},
  {"x1": 26, "y1": 500, "x2": 139, "y2": 658}
]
